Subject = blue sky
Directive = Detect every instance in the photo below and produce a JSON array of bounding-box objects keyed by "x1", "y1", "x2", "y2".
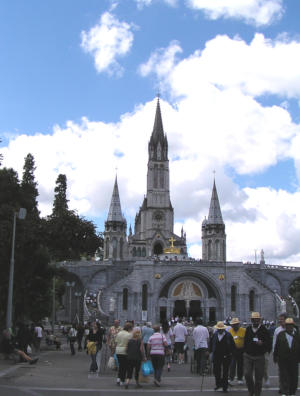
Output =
[{"x1": 1, "y1": 0, "x2": 300, "y2": 265}]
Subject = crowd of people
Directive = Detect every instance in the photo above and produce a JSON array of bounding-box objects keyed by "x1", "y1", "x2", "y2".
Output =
[{"x1": 1, "y1": 312, "x2": 300, "y2": 395}]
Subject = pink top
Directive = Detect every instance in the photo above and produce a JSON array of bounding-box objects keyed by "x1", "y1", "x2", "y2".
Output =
[{"x1": 148, "y1": 332, "x2": 167, "y2": 355}]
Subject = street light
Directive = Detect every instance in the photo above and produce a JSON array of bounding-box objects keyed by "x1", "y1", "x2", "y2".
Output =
[
  {"x1": 6, "y1": 208, "x2": 27, "y2": 330},
  {"x1": 66, "y1": 281, "x2": 75, "y2": 323},
  {"x1": 74, "y1": 291, "x2": 82, "y2": 323}
]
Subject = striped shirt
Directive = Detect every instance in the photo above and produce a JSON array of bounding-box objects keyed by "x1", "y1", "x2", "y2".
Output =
[{"x1": 148, "y1": 332, "x2": 167, "y2": 355}]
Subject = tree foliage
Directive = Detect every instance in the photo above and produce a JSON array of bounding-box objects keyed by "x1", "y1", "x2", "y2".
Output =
[
  {"x1": 0, "y1": 157, "x2": 102, "y2": 325},
  {"x1": 45, "y1": 174, "x2": 102, "y2": 261}
]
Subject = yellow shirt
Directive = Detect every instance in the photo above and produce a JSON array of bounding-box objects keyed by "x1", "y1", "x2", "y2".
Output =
[{"x1": 229, "y1": 327, "x2": 246, "y2": 349}]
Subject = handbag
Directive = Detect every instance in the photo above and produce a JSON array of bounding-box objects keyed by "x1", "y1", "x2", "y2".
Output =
[
  {"x1": 138, "y1": 371, "x2": 150, "y2": 383},
  {"x1": 107, "y1": 356, "x2": 116, "y2": 370},
  {"x1": 161, "y1": 334, "x2": 171, "y2": 355}
]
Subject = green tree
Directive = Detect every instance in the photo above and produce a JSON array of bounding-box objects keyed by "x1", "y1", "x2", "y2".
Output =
[
  {"x1": 0, "y1": 155, "x2": 54, "y2": 324},
  {"x1": 46, "y1": 174, "x2": 102, "y2": 261}
]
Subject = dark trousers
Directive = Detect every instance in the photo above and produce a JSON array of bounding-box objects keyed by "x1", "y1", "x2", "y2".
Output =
[
  {"x1": 244, "y1": 353, "x2": 265, "y2": 396},
  {"x1": 151, "y1": 354, "x2": 165, "y2": 382},
  {"x1": 278, "y1": 359, "x2": 298, "y2": 396},
  {"x1": 195, "y1": 348, "x2": 207, "y2": 374},
  {"x1": 117, "y1": 354, "x2": 128, "y2": 382},
  {"x1": 126, "y1": 359, "x2": 141, "y2": 381},
  {"x1": 77, "y1": 336, "x2": 83, "y2": 351},
  {"x1": 213, "y1": 355, "x2": 231, "y2": 391},
  {"x1": 70, "y1": 340, "x2": 75, "y2": 355},
  {"x1": 229, "y1": 348, "x2": 244, "y2": 380},
  {"x1": 90, "y1": 354, "x2": 98, "y2": 372}
]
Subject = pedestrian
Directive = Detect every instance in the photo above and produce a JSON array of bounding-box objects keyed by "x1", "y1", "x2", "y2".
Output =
[
  {"x1": 115, "y1": 321, "x2": 133, "y2": 386},
  {"x1": 161, "y1": 320, "x2": 173, "y2": 371},
  {"x1": 192, "y1": 318, "x2": 209, "y2": 375},
  {"x1": 273, "y1": 317, "x2": 300, "y2": 396},
  {"x1": 107, "y1": 319, "x2": 122, "y2": 356},
  {"x1": 95, "y1": 321, "x2": 106, "y2": 373},
  {"x1": 76, "y1": 323, "x2": 84, "y2": 351},
  {"x1": 124, "y1": 329, "x2": 146, "y2": 389},
  {"x1": 173, "y1": 318, "x2": 188, "y2": 364},
  {"x1": 87, "y1": 322, "x2": 101, "y2": 373},
  {"x1": 68, "y1": 324, "x2": 77, "y2": 355},
  {"x1": 228, "y1": 317, "x2": 246, "y2": 385},
  {"x1": 244, "y1": 312, "x2": 272, "y2": 396},
  {"x1": 147, "y1": 324, "x2": 168, "y2": 387},
  {"x1": 141, "y1": 322, "x2": 154, "y2": 354},
  {"x1": 34, "y1": 323, "x2": 43, "y2": 354},
  {"x1": 210, "y1": 321, "x2": 235, "y2": 393}
]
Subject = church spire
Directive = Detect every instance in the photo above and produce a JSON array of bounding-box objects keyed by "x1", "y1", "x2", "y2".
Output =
[
  {"x1": 107, "y1": 175, "x2": 124, "y2": 222},
  {"x1": 151, "y1": 97, "x2": 164, "y2": 143},
  {"x1": 148, "y1": 98, "x2": 168, "y2": 161},
  {"x1": 207, "y1": 179, "x2": 224, "y2": 225}
]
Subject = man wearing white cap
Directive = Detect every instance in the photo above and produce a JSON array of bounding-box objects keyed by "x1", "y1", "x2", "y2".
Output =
[
  {"x1": 244, "y1": 312, "x2": 272, "y2": 396},
  {"x1": 210, "y1": 321, "x2": 235, "y2": 393},
  {"x1": 273, "y1": 317, "x2": 300, "y2": 396}
]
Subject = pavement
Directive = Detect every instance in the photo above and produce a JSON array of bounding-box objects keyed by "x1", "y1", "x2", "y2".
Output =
[{"x1": 0, "y1": 339, "x2": 296, "y2": 396}]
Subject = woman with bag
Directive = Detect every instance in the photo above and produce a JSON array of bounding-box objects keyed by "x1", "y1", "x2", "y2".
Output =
[
  {"x1": 147, "y1": 324, "x2": 168, "y2": 387},
  {"x1": 124, "y1": 329, "x2": 146, "y2": 389},
  {"x1": 68, "y1": 324, "x2": 77, "y2": 356},
  {"x1": 87, "y1": 322, "x2": 101, "y2": 373},
  {"x1": 161, "y1": 321, "x2": 173, "y2": 371}
]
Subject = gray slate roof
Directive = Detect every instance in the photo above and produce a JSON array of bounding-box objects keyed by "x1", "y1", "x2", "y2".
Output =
[
  {"x1": 107, "y1": 176, "x2": 124, "y2": 222},
  {"x1": 207, "y1": 180, "x2": 224, "y2": 225}
]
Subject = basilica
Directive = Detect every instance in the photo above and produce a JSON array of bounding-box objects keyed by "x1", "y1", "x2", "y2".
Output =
[{"x1": 60, "y1": 99, "x2": 300, "y2": 325}]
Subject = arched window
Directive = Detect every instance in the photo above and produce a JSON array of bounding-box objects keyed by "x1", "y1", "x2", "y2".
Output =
[
  {"x1": 249, "y1": 290, "x2": 255, "y2": 312},
  {"x1": 154, "y1": 165, "x2": 158, "y2": 188},
  {"x1": 120, "y1": 238, "x2": 123, "y2": 259},
  {"x1": 132, "y1": 247, "x2": 136, "y2": 257},
  {"x1": 142, "y1": 247, "x2": 146, "y2": 257},
  {"x1": 112, "y1": 238, "x2": 117, "y2": 259},
  {"x1": 208, "y1": 240, "x2": 212, "y2": 260},
  {"x1": 142, "y1": 284, "x2": 148, "y2": 311},
  {"x1": 231, "y1": 285, "x2": 237, "y2": 312},
  {"x1": 137, "y1": 247, "x2": 141, "y2": 257},
  {"x1": 215, "y1": 240, "x2": 220, "y2": 260},
  {"x1": 159, "y1": 165, "x2": 164, "y2": 188},
  {"x1": 105, "y1": 238, "x2": 109, "y2": 258},
  {"x1": 153, "y1": 242, "x2": 163, "y2": 255},
  {"x1": 122, "y1": 288, "x2": 128, "y2": 310}
]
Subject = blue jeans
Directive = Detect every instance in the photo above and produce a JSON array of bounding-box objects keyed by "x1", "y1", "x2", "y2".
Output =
[
  {"x1": 90, "y1": 353, "x2": 98, "y2": 372},
  {"x1": 151, "y1": 355, "x2": 165, "y2": 382}
]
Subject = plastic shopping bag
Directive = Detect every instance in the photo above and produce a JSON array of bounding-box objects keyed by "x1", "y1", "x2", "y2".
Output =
[{"x1": 142, "y1": 360, "x2": 154, "y2": 376}]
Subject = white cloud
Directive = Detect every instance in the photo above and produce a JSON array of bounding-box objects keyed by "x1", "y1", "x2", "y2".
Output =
[
  {"x1": 187, "y1": 0, "x2": 284, "y2": 26},
  {"x1": 3, "y1": 30, "x2": 300, "y2": 266},
  {"x1": 135, "y1": 0, "x2": 177, "y2": 9},
  {"x1": 81, "y1": 12, "x2": 134, "y2": 76}
]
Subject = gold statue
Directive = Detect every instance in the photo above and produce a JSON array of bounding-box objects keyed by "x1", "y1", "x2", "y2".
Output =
[{"x1": 164, "y1": 237, "x2": 181, "y2": 254}]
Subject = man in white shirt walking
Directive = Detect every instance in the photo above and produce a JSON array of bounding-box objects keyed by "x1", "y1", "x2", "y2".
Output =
[
  {"x1": 173, "y1": 319, "x2": 188, "y2": 364},
  {"x1": 192, "y1": 319, "x2": 209, "y2": 374}
]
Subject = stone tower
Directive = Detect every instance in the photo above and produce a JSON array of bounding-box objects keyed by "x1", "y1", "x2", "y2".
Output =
[
  {"x1": 130, "y1": 98, "x2": 186, "y2": 257},
  {"x1": 104, "y1": 176, "x2": 127, "y2": 260},
  {"x1": 202, "y1": 179, "x2": 226, "y2": 262}
]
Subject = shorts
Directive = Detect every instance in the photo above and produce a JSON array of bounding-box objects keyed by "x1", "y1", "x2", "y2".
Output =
[{"x1": 175, "y1": 342, "x2": 185, "y2": 354}]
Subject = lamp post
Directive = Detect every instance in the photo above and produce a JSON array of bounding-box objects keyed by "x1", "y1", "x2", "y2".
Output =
[
  {"x1": 6, "y1": 208, "x2": 27, "y2": 330},
  {"x1": 74, "y1": 291, "x2": 82, "y2": 323},
  {"x1": 66, "y1": 281, "x2": 75, "y2": 323}
]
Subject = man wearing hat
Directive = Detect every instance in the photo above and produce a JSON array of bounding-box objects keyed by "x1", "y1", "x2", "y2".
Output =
[
  {"x1": 244, "y1": 312, "x2": 272, "y2": 396},
  {"x1": 228, "y1": 318, "x2": 246, "y2": 385},
  {"x1": 210, "y1": 321, "x2": 235, "y2": 393},
  {"x1": 273, "y1": 317, "x2": 300, "y2": 396}
]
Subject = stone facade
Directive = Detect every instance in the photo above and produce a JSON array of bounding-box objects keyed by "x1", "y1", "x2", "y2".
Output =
[{"x1": 59, "y1": 99, "x2": 300, "y2": 325}]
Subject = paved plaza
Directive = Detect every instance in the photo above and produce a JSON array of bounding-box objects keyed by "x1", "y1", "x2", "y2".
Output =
[{"x1": 0, "y1": 338, "x2": 294, "y2": 396}]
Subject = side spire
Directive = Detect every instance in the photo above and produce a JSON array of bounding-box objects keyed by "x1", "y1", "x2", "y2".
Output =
[
  {"x1": 207, "y1": 179, "x2": 224, "y2": 225},
  {"x1": 107, "y1": 175, "x2": 124, "y2": 222}
]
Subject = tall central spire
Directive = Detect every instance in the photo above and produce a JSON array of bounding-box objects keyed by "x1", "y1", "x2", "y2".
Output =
[
  {"x1": 107, "y1": 175, "x2": 124, "y2": 222},
  {"x1": 207, "y1": 179, "x2": 224, "y2": 225},
  {"x1": 150, "y1": 97, "x2": 164, "y2": 143}
]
